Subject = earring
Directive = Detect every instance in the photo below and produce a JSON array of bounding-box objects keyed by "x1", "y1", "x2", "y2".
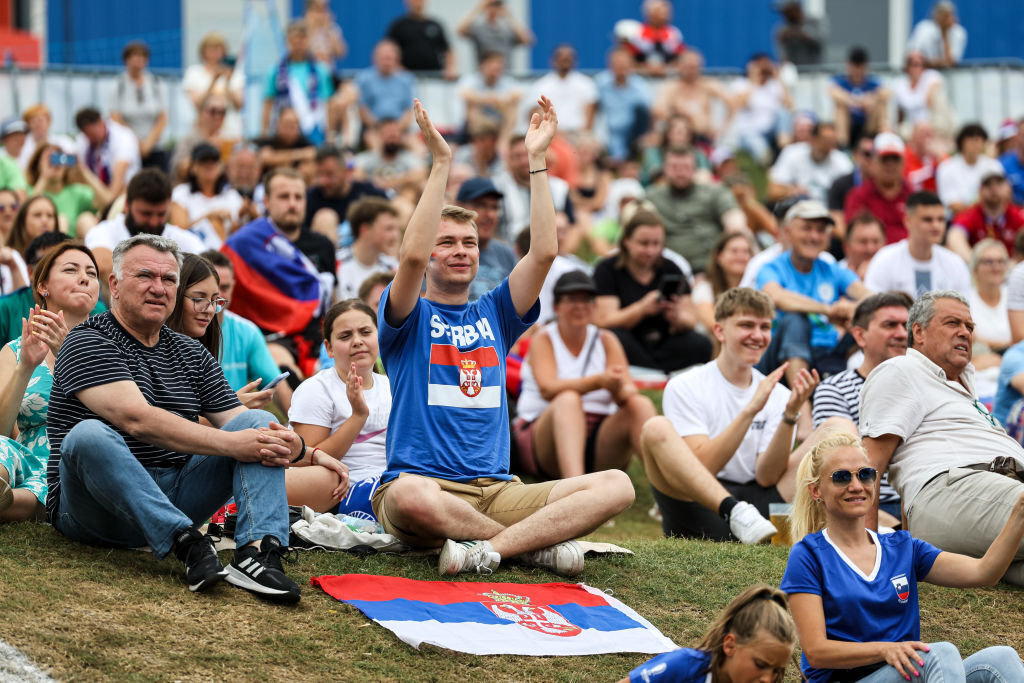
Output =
[{"x1": 42, "y1": 291, "x2": 48, "y2": 298}]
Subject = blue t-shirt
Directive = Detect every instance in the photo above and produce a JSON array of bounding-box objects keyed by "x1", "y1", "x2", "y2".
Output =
[
  {"x1": 263, "y1": 61, "x2": 335, "y2": 144},
  {"x1": 470, "y1": 240, "x2": 518, "y2": 302},
  {"x1": 219, "y1": 311, "x2": 280, "y2": 392},
  {"x1": 378, "y1": 278, "x2": 538, "y2": 484},
  {"x1": 831, "y1": 74, "x2": 882, "y2": 122},
  {"x1": 780, "y1": 529, "x2": 942, "y2": 683},
  {"x1": 993, "y1": 339, "x2": 1024, "y2": 426},
  {"x1": 355, "y1": 69, "x2": 416, "y2": 122},
  {"x1": 1000, "y1": 151, "x2": 1024, "y2": 206},
  {"x1": 757, "y1": 252, "x2": 859, "y2": 348},
  {"x1": 629, "y1": 648, "x2": 711, "y2": 683}
]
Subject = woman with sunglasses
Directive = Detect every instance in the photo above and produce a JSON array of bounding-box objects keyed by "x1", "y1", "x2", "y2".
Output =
[{"x1": 782, "y1": 431, "x2": 1024, "y2": 682}]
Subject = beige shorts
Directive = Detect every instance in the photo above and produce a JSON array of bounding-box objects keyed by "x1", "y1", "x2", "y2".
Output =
[{"x1": 371, "y1": 473, "x2": 558, "y2": 546}]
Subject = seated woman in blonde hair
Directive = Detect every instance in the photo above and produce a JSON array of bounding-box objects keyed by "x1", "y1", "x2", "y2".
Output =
[{"x1": 781, "y1": 431, "x2": 1024, "y2": 682}]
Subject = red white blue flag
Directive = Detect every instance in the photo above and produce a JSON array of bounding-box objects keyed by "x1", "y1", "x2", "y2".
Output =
[{"x1": 312, "y1": 574, "x2": 676, "y2": 655}]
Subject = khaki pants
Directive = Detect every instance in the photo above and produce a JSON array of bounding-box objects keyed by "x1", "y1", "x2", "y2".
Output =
[
  {"x1": 908, "y1": 467, "x2": 1024, "y2": 584},
  {"x1": 371, "y1": 473, "x2": 558, "y2": 546}
]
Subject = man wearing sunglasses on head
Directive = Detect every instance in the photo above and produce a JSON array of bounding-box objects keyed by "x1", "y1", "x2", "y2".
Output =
[{"x1": 861, "y1": 289, "x2": 1024, "y2": 586}]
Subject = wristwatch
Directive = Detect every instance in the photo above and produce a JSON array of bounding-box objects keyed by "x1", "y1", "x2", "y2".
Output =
[{"x1": 782, "y1": 411, "x2": 801, "y2": 426}]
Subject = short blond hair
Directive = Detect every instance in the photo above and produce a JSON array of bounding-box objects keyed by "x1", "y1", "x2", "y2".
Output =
[
  {"x1": 714, "y1": 287, "x2": 774, "y2": 322},
  {"x1": 440, "y1": 204, "x2": 479, "y2": 232},
  {"x1": 22, "y1": 104, "x2": 50, "y2": 124},
  {"x1": 198, "y1": 32, "x2": 228, "y2": 60}
]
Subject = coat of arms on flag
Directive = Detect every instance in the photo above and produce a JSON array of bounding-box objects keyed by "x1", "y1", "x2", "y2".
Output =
[{"x1": 312, "y1": 575, "x2": 677, "y2": 656}]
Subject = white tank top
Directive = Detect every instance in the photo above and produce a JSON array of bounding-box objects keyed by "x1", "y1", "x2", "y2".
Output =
[{"x1": 516, "y1": 322, "x2": 616, "y2": 422}]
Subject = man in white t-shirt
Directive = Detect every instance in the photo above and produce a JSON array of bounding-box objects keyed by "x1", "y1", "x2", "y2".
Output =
[
  {"x1": 74, "y1": 106, "x2": 141, "y2": 199},
  {"x1": 640, "y1": 287, "x2": 853, "y2": 543},
  {"x1": 860, "y1": 289, "x2": 1024, "y2": 585},
  {"x1": 335, "y1": 197, "x2": 399, "y2": 301},
  {"x1": 906, "y1": 1, "x2": 966, "y2": 68},
  {"x1": 768, "y1": 122, "x2": 853, "y2": 205},
  {"x1": 85, "y1": 169, "x2": 206, "y2": 283},
  {"x1": 864, "y1": 190, "x2": 970, "y2": 299},
  {"x1": 525, "y1": 45, "x2": 596, "y2": 134},
  {"x1": 936, "y1": 123, "x2": 1003, "y2": 215}
]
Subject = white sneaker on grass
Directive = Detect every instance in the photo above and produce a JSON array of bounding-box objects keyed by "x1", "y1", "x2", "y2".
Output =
[
  {"x1": 728, "y1": 501, "x2": 777, "y2": 544},
  {"x1": 518, "y1": 540, "x2": 585, "y2": 577},
  {"x1": 438, "y1": 539, "x2": 501, "y2": 576}
]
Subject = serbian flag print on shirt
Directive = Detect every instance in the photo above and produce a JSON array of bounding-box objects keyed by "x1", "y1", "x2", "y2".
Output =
[
  {"x1": 428, "y1": 343, "x2": 501, "y2": 409},
  {"x1": 312, "y1": 575, "x2": 677, "y2": 656}
]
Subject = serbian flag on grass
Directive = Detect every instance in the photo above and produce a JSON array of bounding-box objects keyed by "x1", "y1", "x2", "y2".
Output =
[
  {"x1": 221, "y1": 218, "x2": 323, "y2": 335},
  {"x1": 312, "y1": 575, "x2": 677, "y2": 656}
]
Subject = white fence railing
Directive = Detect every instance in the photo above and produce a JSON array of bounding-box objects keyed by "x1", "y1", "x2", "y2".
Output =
[{"x1": 2, "y1": 64, "x2": 1023, "y2": 149}]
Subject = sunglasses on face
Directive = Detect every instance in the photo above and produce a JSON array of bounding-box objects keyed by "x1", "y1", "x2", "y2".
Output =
[
  {"x1": 830, "y1": 467, "x2": 877, "y2": 486},
  {"x1": 0, "y1": 202, "x2": 19, "y2": 212}
]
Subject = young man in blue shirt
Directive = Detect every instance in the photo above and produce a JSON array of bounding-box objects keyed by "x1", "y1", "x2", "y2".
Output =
[{"x1": 371, "y1": 98, "x2": 634, "y2": 577}]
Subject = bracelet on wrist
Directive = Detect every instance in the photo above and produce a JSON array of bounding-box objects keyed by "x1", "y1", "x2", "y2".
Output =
[
  {"x1": 290, "y1": 434, "x2": 306, "y2": 464},
  {"x1": 529, "y1": 167, "x2": 548, "y2": 175},
  {"x1": 782, "y1": 411, "x2": 801, "y2": 426}
]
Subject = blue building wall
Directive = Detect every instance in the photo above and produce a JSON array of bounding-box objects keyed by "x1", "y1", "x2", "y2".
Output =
[
  {"x1": 912, "y1": 0, "x2": 1024, "y2": 62},
  {"x1": 47, "y1": 0, "x2": 182, "y2": 70}
]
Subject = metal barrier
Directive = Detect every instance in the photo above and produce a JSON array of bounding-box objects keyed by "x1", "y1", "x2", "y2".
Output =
[{"x1": 2, "y1": 63, "x2": 1023, "y2": 148}]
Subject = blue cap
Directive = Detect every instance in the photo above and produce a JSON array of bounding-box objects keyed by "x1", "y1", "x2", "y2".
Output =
[
  {"x1": 0, "y1": 117, "x2": 27, "y2": 138},
  {"x1": 456, "y1": 177, "x2": 504, "y2": 203}
]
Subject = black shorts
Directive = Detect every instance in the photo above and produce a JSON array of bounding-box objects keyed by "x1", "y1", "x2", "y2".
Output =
[{"x1": 652, "y1": 478, "x2": 784, "y2": 541}]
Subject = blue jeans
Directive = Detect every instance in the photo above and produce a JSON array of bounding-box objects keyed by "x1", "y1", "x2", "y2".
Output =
[
  {"x1": 54, "y1": 411, "x2": 289, "y2": 559},
  {"x1": 757, "y1": 312, "x2": 853, "y2": 378},
  {"x1": 857, "y1": 642, "x2": 1024, "y2": 682}
]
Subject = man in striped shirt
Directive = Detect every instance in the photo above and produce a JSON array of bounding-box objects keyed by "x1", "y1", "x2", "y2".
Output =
[
  {"x1": 47, "y1": 234, "x2": 328, "y2": 603},
  {"x1": 812, "y1": 291, "x2": 912, "y2": 521}
]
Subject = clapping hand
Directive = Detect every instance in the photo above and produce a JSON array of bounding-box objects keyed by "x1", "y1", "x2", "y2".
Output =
[
  {"x1": 27, "y1": 305, "x2": 69, "y2": 356},
  {"x1": 344, "y1": 363, "x2": 369, "y2": 419}
]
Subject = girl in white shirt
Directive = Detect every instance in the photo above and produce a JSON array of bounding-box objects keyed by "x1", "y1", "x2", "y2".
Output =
[{"x1": 287, "y1": 299, "x2": 391, "y2": 520}]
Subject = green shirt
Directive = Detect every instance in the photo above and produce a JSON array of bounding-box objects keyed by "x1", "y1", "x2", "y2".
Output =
[
  {"x1": 645, "y1": 183, "x2": 738, "y2": 269},
  {"x1": 0, "y1": 288, "x2": 107, "y2": 348},
  {"x1": 0, "y1": 154, "x2": 26, "y2": 192},
  {"x1": 47, "y1": 184, "x2": 95, "y2": 236}
]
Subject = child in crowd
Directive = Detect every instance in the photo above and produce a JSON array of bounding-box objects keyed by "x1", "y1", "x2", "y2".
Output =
[
  {"x1": 782, "y1": 432, "x2": 1024, "y2": 682},
  {"x1": 287, "y1": 299, "x2": 390, "y2": 520},
  {"x1": 622, "y1": 584, "x2": 796, "y2": 683}
]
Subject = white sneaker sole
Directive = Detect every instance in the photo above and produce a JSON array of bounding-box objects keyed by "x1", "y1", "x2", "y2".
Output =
[
  {"x1": 438, "y1": 539, "x2": 464, "y2": 576},
  {"x1": 225, "y1": 566, "x2": 300, "y2": 603},
  {"x1": 189, "y1": 568, "x2": 228, "y2": 593}
]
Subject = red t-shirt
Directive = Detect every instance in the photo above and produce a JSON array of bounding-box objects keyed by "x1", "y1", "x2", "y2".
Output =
[
  {"x1": 951, "y1": 203, "x2": 1024, "y2": 253},
  {"x1": 627, "y1": 24, "x2": 685, "y2": 64},
  {"x1": 844, "y1": 178, "x2": 911, "y2": 243}
]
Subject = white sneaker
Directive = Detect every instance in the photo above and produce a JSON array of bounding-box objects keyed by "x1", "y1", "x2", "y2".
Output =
[
  {"x1": 438, "y1": 539, "x2": 501, "y2": 576},
  {"x1": 728, "y1": 501, "x2": 777, "y2": 544},
  {"x1": 519, "y1": 540, "x2": 585, "y2": 577}
]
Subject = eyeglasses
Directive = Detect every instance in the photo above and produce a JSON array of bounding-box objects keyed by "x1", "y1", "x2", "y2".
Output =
[
  {"x1": 206, "y1": 108, "x2": 227, "y2": 116},
  {"x1": 973, "y1": 398, "x2": 998, "y2": 428},
  {"x1": 978, "y1": 258, "x2": 1008, "y2": 268},
  {"x1": 0, "y1": 202, "x2": 19, "y2": 212},
  {"x1": 830, "y1": 467, "x2": 877, "y2": 486},
  {"x1": 185, "y1": 295, "x2": 228, "y2": 314}
]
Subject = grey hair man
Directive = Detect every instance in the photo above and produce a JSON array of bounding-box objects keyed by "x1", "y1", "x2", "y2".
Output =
[
  {"x1": 860, "y1": 289, "x2": 1024, "y2": 584},
  {"x1": 46, "y1": 233, "x2": 329, "y2": 602}
]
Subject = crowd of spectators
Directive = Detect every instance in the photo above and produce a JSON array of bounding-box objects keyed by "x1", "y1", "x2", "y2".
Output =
[{"x1": 6, "y1": 2, "x2": 1024, "y2": 677}]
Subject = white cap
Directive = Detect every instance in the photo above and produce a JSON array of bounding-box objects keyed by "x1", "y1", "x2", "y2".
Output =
[{"x1": 873, "y1": 132, "x2": 906, "y2": 157}]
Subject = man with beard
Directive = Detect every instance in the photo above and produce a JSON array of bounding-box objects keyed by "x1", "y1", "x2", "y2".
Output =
[
  {"x1": 222, "y1": 168, "x2": 333, "y2": 379},
  {"x1": 85, "y1": 168, "x2": 205, "y2": 283}
]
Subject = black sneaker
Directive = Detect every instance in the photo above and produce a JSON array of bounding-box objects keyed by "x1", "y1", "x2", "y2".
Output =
[
  {"x1": 172, "y1": 527, "x2": 228, "y2": 592},
  {"x1": 225, "y1": 535, "x2": 301, "y2": 604}
]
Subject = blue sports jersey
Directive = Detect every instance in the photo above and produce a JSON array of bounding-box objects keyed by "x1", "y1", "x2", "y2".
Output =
[
  {"x1": 629, "y1": 648, "x2": 712, "y2": 683},
  {"x1": 831, "y1": 74, "x2": 882, "y2": 122},
  {"x1": 378, "y1": 278, "x2": 538, "y2": 484},
  {"x1": 757, "y1": 252, "x2": 859, "y2": 348},
  {"x1": 780, "y1": 529, "x2": 942, "y2": 683}
]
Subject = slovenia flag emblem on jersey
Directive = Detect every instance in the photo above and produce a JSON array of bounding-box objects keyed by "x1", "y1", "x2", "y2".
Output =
[{"x1": 312, "y1": 574, "x2": 677, "y2": 656}]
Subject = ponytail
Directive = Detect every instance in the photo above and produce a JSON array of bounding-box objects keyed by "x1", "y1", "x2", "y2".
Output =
[
  {"x1": 791, "y1": 430, "x2": 864, "y2": 543},
  {"x1": 697, "y1": 584, "x2": 795, "y2": 681}
]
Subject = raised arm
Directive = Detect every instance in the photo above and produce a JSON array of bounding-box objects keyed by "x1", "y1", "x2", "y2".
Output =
[
  {"x1": 385, "y1": 100, "x2": 452, "y2": 326},
  {"x1": 508, "y1": 96, "x2": 558, "y2": 316}
]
